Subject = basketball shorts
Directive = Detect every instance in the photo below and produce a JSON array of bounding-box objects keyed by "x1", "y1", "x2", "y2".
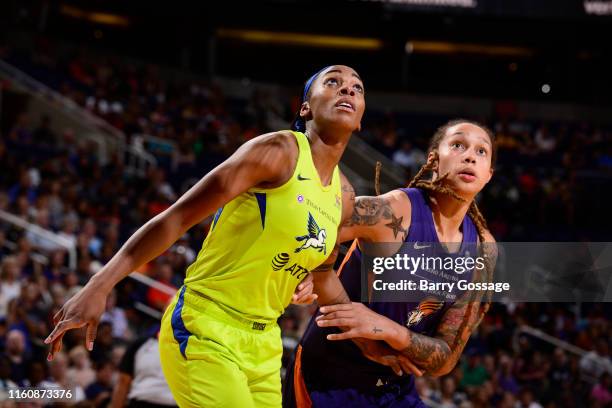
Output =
[{"x1": 159, "y1": 286, "x2": 283, "y2": 407}]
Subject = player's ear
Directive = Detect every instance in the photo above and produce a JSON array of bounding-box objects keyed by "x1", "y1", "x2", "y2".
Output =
[{"x1": 300, "y1": 101, "x2": 312, "y2": 120}]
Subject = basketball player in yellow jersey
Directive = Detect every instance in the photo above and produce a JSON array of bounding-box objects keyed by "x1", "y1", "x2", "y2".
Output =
[{"x1": 45, "y1": 65, "x2": 383, "y2": 407}]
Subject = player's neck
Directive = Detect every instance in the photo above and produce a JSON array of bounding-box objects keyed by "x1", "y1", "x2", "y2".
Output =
[
  {"x1": 305, "y1": 127, "x2": 351, "y2": 185},
  {"x1": 429, "y1": 192, "x2": 471, "y2": 242}
]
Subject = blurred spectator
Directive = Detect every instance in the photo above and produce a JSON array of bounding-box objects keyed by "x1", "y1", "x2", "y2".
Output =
[
  {"x1": 39, "y1": 350, "x2": 86, "y2": 402},
  {"x1": 580, "y1": 338, "x2": 612, "y2": 383},
  {"x1": 80, "y1": 219, "x2": 103, "y2": 259},
  {"x1": 57, "y1": 214, "x2": 79, "y2": 248},
  {"x1": 111, "y1": 331, "x2": 177, "y2": 407},
  {"x1": 495, "y1": 353, "x2": 520, "y2": 394},
  {"x1": 392, "y1": 139, "x2": 426, "y2": 175},
  {"x1": 591, "y1": 372, "x2": 612, "y2": 406},
  {"x1": 0, "y1": 229, "x2": 10, "y2": 259},
  {"x1": 25, "y1": 208, "x2": 62, "y2": 252},
  {"x1": 534, "y1": 124, "x2": 557, "y2": 153},
  {"x1": 44, "y1": 250, "x2": 69, "y2": 284},
  {"x1": 0, "y1": 256, "x2": 22, "y2": 318},
  {"x1": 460, "y1": 352, "x2": 488, "y2": 389},
  {"x1": 7, "y1": 113, "x2": 32, "y2": 146},
  {"x1": 32, "y1": 115, "x2": 58, "y2": 146},
  {"x1": 516, "y1": 388, "x2": 543, "y2": 408},
  {"x1": 8, "y1": 169, "x2": 38, "y2": 205},
  {"x1": 4, "y1": 329, "x2": 28, "y2": 386},
  {"x1": 0, "y1": 354, "x2": 18, "y2": 399},
  {"x1": 85, "y1": 360, "x2": 115, "y2": 407},
  {"x1": 549, "y1": 348, "x2": 572, "y2": 391},
  {"x1": 67, "y1": 345, "x2": 96, "y2": 389},
  {"x1": 90, "y1": 322, "x2": 115, "y2": 365},
  {"x1": 430, "y1": 376, "x2": 464, "y2": 407},
  {"x1": 101, "y1": 289, "x2": 130, "y2": 341},
  {"x1": 25, "y1": 360, "x2": 47, "y2": 388},
  {"x1": 497, "y1": 391, "x2": 517, "y2": 408},
  {"x1": 146, "y1": 261, "x2": 176, "y2": 311}
]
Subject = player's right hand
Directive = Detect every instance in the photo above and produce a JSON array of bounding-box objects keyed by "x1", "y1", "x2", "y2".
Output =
[{"x1": 44, "y1": 284, "x2": 108, "y2": 360}]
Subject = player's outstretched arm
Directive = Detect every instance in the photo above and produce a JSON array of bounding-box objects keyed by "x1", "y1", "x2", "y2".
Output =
[{"x1": 45, "y1": 131, "x2": 298, "y2": 360}]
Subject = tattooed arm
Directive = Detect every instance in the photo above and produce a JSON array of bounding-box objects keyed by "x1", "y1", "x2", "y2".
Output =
[
  {"x1": 312, "y1": 184, "x2": 411, "y2": 302},
  {"x1": 310, "y1": 176, "x2": 418, "y2": 376},
  {"x1": 339, "y1": 190, "x2": 411, "y2": 244},
  {"x1": 392, "y1": 232, "x2": 497, "y2": 376},
  {"x1": 319, "y1": 231, "x2": 497, "y2": 377}
]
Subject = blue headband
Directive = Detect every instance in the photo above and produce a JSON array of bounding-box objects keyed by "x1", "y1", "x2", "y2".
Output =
[{"x1": 292, "y1": 66, "x2": 332, "y2": 132}]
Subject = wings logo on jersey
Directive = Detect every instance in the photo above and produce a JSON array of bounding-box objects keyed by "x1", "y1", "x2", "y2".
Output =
[
  {"x1": 295, "y1": 212, "x2": 327, "y2": 255},
  {"x1": 406, "y1": 298, "x2": 444, "y2": 327}
]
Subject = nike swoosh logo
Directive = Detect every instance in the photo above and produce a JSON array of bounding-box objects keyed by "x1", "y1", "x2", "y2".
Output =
[
  {"x1": 297, "y1": 174, "x2": 311, "y2": 181},
  {"x1": 413, "y1": 242, "x2": 430, "y2": 249}
]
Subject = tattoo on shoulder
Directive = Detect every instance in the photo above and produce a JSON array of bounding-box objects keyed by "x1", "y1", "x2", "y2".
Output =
[
  {"x1": 385, "y1": 214, "x2": 407, "y2": 240},
  {"x1": 344, "y1": 196, "x2": 407, "y2": 240},
  {"x1": 345, "y1": 196, "x2": 393, "y2": 227}
]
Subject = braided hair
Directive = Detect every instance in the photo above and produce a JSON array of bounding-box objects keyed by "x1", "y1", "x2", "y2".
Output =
[{"x1": 408, "y1": 119, "x2": 496, "y2": 349}]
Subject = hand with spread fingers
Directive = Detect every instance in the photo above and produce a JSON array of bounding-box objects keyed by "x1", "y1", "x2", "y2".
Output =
[
  {"x1": 291, "y1": 273, "x2": 318, "y2": 305},
  {"x1": 45, "y1": 283, "x2": 107, "y2": 360}
]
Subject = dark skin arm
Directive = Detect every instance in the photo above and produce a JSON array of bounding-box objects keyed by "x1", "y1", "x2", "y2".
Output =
[
  {"x1": 310, "y1": 172, "x2": 355, "y2": 306},
  {"x1": 45, "y1": 131, "x2": 300, "y2": 359}
]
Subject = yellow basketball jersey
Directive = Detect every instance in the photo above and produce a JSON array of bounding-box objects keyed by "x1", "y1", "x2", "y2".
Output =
[{"x1": 183, "y1": 131, "x2": 343, "y2": 321}]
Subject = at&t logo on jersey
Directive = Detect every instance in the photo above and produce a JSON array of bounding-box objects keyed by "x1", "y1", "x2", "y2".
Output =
[
  {"x1": 295, "y1": 212, "x2": 327, "y2": 255},
  {"x1": 270, "y1": 252, "x2": 309, "y2": 280},
  {"x1": 271, "y1": 253, "x2": 290, "y2": 271}
]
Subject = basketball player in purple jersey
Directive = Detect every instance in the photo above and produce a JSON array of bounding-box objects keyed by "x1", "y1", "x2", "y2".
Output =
[{"x1": 284, "y1": 119, "x2": 498, "y2": 407}]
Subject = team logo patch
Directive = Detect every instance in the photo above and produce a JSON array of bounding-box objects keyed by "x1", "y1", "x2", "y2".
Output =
[
  {"x1": 295, "y1": 212, "x2": 327, "y2": 255},
  {"x1": 406, "y1": 297, "x2": 444, "y2": 327},
  {"x1": 271, "y1": 253, "x2": 290, "y2": 271}
]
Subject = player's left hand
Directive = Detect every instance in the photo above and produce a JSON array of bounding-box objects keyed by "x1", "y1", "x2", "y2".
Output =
[
  {"x1": 316, "y1": 302, "x2": 393, "y2": 342},
  {"x1": 291, "y1": 273, "x2": 318, "y2": 305}
]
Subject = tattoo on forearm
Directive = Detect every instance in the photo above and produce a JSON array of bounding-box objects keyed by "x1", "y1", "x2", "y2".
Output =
[
  {"x1": 401, "y1": 300, "x2": 481, "y2": 374},
  {"x1": 373, "y1": 327, "x2": 383, "y2": 333},
  {"x1": 402, "y1": 332, "x2": 450, "y2": 372}
]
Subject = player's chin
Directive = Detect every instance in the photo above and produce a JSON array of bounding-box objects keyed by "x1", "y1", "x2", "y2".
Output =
[
  {"x1": 452, "y1": 179, "x2": 485, "y2": 197},
  {"x1": 334, "y1": 117, "x2": 361, "y2": 133}
]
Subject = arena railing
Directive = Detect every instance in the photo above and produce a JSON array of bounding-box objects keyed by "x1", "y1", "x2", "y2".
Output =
[
  {"x1": 344, "y1": 136, "x2": 408, "y2": 195},
  {"x1": 518, "y1": 324, "x2": 611, "y2": 382},
  {"x1": 0, "y1": 58, "x2": 156, "y2": 175},
  {"x1": 0, "y1": 209, "x2": 77, "y2": 270},
  {"x1": 519, "y1": 325, "x2": 586, "y2": 357}
]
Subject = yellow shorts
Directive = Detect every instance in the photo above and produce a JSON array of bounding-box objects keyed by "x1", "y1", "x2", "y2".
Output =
[{"x1": 159, "y1": 286, "x2": 283, "y2": 408}]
